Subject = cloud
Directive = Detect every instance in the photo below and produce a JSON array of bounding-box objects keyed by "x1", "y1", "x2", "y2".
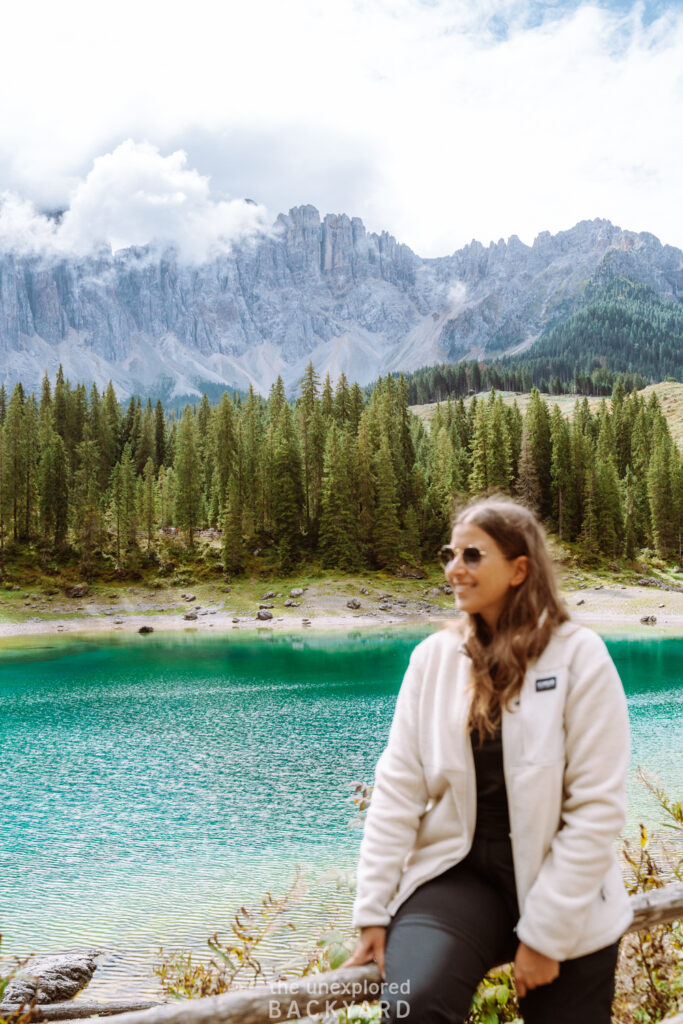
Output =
[
  {"x1": 0, "y1": 142, "x2": 270, "y2": 262},
  {"x1": 0, "y1": 1, "x2": 682, "y2": 257}
]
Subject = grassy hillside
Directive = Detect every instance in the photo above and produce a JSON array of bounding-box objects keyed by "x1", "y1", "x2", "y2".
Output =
[{"x1": 410, "y1": 381, "x2": 683, "y2": 448}]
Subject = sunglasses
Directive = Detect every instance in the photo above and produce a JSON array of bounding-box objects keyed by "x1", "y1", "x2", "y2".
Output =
[{"x1": 438, "y1": 545, "x2": 488, "y2": 569}]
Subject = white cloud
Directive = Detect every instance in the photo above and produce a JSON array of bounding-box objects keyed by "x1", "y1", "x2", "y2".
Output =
[
  {"x1": 0, "y1": 0, "x2": 682, "y2": 257},
  {"x1": 0, "y1": 141, "x2": 270, "y2": 261}
]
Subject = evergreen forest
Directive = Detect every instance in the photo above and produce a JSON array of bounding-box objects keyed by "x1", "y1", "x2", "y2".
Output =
[
  {"x1": 0, "y1": 365, "x2": 681, "y2": 583},
  {"x1": 403, "y1": 278, "x2": 683, "y2": 404}
]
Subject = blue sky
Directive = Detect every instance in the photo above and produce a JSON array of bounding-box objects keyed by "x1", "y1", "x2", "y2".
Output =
[{"x1": 1, "y1": 0, "x2": 682, "y2": 260}]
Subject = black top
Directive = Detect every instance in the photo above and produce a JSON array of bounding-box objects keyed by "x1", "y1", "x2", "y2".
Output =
[{"x1": 471, "y1": 725, "x2": 511, "y2": 839}]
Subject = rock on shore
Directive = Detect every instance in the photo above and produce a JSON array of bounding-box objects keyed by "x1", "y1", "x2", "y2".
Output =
[{"x1": 2, "y1": 950, "x2": 102, "y2": 1004}]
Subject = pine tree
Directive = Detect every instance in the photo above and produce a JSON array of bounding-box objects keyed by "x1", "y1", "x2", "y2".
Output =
[
  {"x1": 22, "y1": 395, "x2": 39, "y2": 541},
  {"x1": 53, "y1": 365, "x2": 70, "y2": 446},
  {"x1": 506, "y1": 401, "x2": 523, "y2": 487},
  {"x1": 39, "y1": 432, "x2": 69, "y2": 548},
  {"x1": 580, "y1": 460, "x2": 599, "y2": 562},
  {"x1": 372, "y1": 437, "x2": 401, "y2": 568},
  {"x1": 70, "y1": 383, "x2": 88, "y2": 472},
  {"x1": 671, "y1": 447, "x2": 683, "y2": 563},
  {"x1": 108, "y1": 462, "x2": 126, "y2": 569},
  {"x1": 621, "y1": 467, "x2": 638, "y2": 560},
  {"x1": 395, "y1": 375, "x2": 416, "y2": 508},
  {"x1": 594, "y1": 414, "x2": 623, "y2": 556},
  {"x1": 268, "y1": 377, "x2": 287, "y2": 424},
  {"x1": 296, "y1": 363, "x2": 325, "y2": 541},
  {"x1": 355, "y1": 412, "x2": 375, "y2": 564},
  {"x1": 136, "y1": 400, "x2": 155, "y2": 475},
  {"x1": 221, "y1": 471, "x2": 246, "y2": 574},
  {"x1": 319, "y1": 422, "x2": 357, "y2": 569},
  {"x1": 157, "y1": 465, "x2": 176, "y2": 529},
  {"x1": 487, "y1": 394, "x2": 512, "y2": 493},
  {"x1": 142, "y1": 458, "x2": 156, "y2": 556},
  {"x1": 0, "y1": 426, "x2": 8, "y2": 576},
  {"x1": 570, "y1": 405, "x2": 589, "y2": 535},
  {"x1": 174, "y1": 407, "x2": 204, "y2": 546},
  {"x1": 120, "y1": 446, "x2": 138, "y2": 552},
  {"x1": 515, "y1": 422, "x2": 541, "y2": 514},
  {"x1": 101, "y1": 381, "x2": 122, "y2": 483},
  {"x1": 427, "y1": 426, "x2": 461, "y2": 538},
  {"x1": 39, "y1": 373, "x2": 52, "y2": 435},
  {"x1": 270, "y1": 403, "x2": 303, "y2": 572},
  {"x1": 348, "y1": 382, "x2": 364, "y2": 435},
  {"x1": 211, "y1": 392, "x2": 237, "y2": 516},
  {"x1": 154, "y1": 400, "x2": 167, "y2": 469},
  {"x1": 242, "y1": 387, "x2": 264, "y2": 540},
  {"x1": 72, "y1": 426, "x2": 102, "y2": 571},
  {"x1": 321, "y1": 374, "x2": 334, "y2": 420},
  {"x1": 524, "y1": 388, "x2": 552, "y2": 517},
  {"x1": 611, "y1": 378, "x2": 630, "y2": 477},
  {"x1": 88, "y1": 383, "x2": 101, "y2": 447},
  {"x1": 550, "y1": 405, "x2": 574, "y2": 540},
  {"x1": 469, "y1": 402, "x2": 489, "y2": 495},
  {"x1": 594, "y1": 457, "x2": 623, "y2": 556},
  {"x1": 4, "y1": 384, "x2": 25, "y2": 541},
  {"x1": 334, "y1": 372, "x2": 350, "y2": 427},
  {"x1": 647, "y1": 434, "x2": 675, "y2": 558}
]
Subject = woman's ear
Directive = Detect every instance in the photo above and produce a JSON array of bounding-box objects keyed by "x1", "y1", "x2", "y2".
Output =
[{"x1": 510, "y1": 555, "x2": 529, "y2": 587}]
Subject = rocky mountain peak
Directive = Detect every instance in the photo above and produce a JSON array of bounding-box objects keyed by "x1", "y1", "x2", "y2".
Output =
[{"x1": 0, "y1": 208, "x2": 681, "y2": 402}]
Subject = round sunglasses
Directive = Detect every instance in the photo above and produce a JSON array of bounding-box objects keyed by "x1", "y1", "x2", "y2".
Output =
[{"x1": 438, "y1": 544, "x2": 488, "y2": 569}]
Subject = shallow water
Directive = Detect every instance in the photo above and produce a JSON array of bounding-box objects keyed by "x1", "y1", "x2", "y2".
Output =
[{"x1": 0, "y1": 627, "x2": 680, "y2": 998}]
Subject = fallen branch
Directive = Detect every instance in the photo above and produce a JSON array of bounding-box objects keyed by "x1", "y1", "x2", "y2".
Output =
[{"x1": 0, "y1": 1000, "x2": 159, "y2": 1021}]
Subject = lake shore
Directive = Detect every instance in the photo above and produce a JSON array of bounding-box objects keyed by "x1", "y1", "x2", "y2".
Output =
[{"x1": 1, "y1": 578, "x2": 682, "y2": 644}]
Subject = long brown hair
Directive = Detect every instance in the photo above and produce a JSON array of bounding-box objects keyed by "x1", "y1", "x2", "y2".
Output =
[{"x1": 447, "y1": 496, "x2": 569, "y2": 741}]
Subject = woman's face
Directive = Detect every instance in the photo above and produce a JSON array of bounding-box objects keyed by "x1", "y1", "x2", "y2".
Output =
[{"x1": 444, "y1": 522, "x2": 529, "y2": 629}]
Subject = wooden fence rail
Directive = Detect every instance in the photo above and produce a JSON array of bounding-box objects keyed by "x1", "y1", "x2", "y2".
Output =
[{"x1": 3, "y1": 882, "x2": 682, "y2": 1024}]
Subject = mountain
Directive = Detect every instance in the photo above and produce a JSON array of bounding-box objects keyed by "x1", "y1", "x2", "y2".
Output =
[{"x1": 1, "y1": 205, "x2": 682, "y2": 401}]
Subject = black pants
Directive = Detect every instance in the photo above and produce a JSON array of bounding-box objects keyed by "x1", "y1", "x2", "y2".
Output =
[{"x1": 382, "y1": 836, "x2": 620, "y2": 1024}]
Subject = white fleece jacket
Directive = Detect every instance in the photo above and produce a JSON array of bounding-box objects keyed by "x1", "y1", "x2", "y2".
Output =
[{"x1": 352, "y1": 620, "x2": 633, "y2": 961}]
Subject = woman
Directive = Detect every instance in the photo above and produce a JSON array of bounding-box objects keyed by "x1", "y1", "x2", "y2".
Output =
[{"x1": 344, "y1": 497, "x2": 631, "y2": 1024}]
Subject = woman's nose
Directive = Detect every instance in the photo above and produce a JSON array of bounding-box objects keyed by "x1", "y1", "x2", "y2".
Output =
[{"x1": 446, "y1": 552, "x2": 466, "y2": 575}]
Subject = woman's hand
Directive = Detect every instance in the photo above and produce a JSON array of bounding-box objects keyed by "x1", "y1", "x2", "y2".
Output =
[
  {"x1": 342, "y1": 926, "x2": 387, "y2": 979},
  {"x1": 513, "y1": 941, "x2": 560, "y2": 997}
]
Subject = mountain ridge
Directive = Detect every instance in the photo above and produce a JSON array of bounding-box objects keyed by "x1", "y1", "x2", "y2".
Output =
[{"x1": 1, "y1": 204, "x2": 682, "y2": 401}]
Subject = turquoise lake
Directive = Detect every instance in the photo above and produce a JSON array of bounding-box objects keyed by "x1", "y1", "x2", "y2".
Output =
[{"x1": 0, "y1": 627, "x2": 681, "y2": 997}]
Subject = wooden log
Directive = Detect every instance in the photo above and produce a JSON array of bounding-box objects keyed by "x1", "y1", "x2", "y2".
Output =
[
  {"x1": 626, "y1": 881, "x2": 683, "y2": 933},
  {"x1": 32, "y1": 966, "x2": 382, "y2": 1024},
  {"x1": 0, "y1": 1000, "x2": 159, "y2": 1021}
]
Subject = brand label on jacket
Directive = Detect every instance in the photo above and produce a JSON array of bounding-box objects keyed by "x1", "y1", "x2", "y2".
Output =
[{"x1": 535, "y1": 676, "x2": 557, "y2": 692}]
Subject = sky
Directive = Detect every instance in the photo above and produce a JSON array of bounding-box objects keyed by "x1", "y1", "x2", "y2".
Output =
[{"x1": 0, "y1": 0, "x2": 682, "y2": 260}]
